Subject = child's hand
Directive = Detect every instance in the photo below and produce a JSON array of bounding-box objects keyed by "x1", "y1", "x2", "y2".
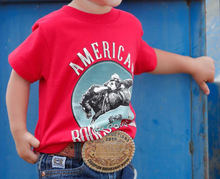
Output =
[
  {"x1": 191, "y1": 56, "x2": 215, "y2": 95},
  {"x1": 13, "y1": 131, "x2": 40, "y2": 164}
]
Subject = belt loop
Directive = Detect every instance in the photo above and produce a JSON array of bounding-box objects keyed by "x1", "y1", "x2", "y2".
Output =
[{"x1": 74, "y1": 142, "x2": 82, "y2": 161}]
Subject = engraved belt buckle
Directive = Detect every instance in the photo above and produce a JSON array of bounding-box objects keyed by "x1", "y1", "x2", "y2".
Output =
[{"x1": 82, "y1": 131, "x2": 135, "y2": 173}]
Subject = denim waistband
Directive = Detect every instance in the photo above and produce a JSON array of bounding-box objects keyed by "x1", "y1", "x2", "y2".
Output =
[
  {"x1": 38, "y1": 142, "x2": 83, "y2": 171},
  {"x1": 37, "y1": 142, "x2": 137, "y2": 179}
]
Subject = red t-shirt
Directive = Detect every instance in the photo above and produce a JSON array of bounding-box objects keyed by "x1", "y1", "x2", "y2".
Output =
[{"x1": 9, "y1": 6, "x2": 157, "y2": 153}]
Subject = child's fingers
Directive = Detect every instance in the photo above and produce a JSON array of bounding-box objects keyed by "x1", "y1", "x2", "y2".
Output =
[
  {"x1": 21, "y1": 151, "x2": 38, "y2": 164},
  {"x1": 17, "y1": 147, "x2": 39, "y2": 164},
  {"x1": 208, "y1": 75, "x2": 215, "y2": 83},
  {"x1": 35, "y1": 151, "x2": 40, "y2": 158},
  {"x1": 14, "y1": 131, "x2": 40, "y2": 164},
  {"x1": 25, "y1": 132, "x2": 40, "y2": 148},
  {"x1": 30, "y1": 137, "x2": 40, "y2": 149},
  {"x1": 26, "y1": 151, "x2": 39, "y2": 164},
  {"x1": 199, "y1": 82, "x2": 210, "y2": 95}
]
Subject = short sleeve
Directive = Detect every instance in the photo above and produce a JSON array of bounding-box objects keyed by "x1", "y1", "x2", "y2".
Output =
[
  {"x1": 134, "y1": 39, "x2": 157, "y2": 75},
  {"x1": 8, "y1": 26, "x2": 50, "y2": 83}
]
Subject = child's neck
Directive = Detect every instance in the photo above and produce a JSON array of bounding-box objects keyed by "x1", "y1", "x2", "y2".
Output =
[{"x1": 68, "y1": 0, "x2": 112, "y2": 14}]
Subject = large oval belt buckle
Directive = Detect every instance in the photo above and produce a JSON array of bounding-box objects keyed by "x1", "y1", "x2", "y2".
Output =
[{"x1": 82, "y1": 131, "x2": 135, "y2": 173}]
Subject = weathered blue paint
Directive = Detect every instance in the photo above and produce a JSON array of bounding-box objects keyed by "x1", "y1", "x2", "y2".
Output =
[
  {"x1": 208, "y1": 83, "x2": 220, "y2": 179},
  {"x1": 190, "y1": 1, "x2": 209, "y2": 179},
  {"x1": 0, "y1": 0, "x2": 209, "y2": 179},
  {"x1": 206, "y1": 0, "x2": 220, "y2": 179}
]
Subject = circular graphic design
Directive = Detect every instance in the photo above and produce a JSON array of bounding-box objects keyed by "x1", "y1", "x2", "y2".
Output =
[{"x1": 72, "y1": 61, "x2": 135, "y2": 130}]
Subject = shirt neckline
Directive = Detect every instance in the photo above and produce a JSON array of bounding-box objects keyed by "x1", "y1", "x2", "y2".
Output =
[{"x1": 61, "y1": 5, "x2": 120, "y2": 24}]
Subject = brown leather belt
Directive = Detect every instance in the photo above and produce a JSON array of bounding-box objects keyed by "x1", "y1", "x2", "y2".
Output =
[{"x1": 54, "y1": 142, "x2": 84, "y2": 158}]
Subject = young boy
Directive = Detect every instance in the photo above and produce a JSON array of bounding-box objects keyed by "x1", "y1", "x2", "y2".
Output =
[{"x1": 6, "y1": 0, "x2": 215, "y2": 178}]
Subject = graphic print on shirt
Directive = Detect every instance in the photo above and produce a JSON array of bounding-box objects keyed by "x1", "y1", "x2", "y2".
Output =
[{"x1": 71, "y1": 61, "x2": 135, "y2": 131}]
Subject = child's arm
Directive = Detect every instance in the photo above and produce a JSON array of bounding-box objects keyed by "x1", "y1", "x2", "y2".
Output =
[
  {"x1": 151, "y1": 48, "x2": 215, "y2": 95},
  {"x1": 6, "y1": 70, "x2": 40, "y2": 164}
]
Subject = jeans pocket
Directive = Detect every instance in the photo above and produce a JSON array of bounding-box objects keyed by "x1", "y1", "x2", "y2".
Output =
[
  {"x1": 37, "y1": 154, "x2": 87, "y2": 179},
  {"x1": 39, "y1": 164, "x2": 87, "y2": 179},
  {"x1": 120, "y1": 162, "x2": 137, "y2": 179}
]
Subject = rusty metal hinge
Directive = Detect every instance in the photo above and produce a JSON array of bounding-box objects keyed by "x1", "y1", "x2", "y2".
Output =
[{"x1": 189, "y1": 141, "x2": 194, "y2": 154}]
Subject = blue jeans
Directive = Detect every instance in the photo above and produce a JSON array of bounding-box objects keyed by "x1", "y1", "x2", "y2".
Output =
[{"x1": 37, "y1": 143, "x2": 137, "y2": 179}]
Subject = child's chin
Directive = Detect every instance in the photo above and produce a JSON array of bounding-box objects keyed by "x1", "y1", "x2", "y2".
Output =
[{"x1": 106, "y1": 0, "x2": 122, "y2": 7}]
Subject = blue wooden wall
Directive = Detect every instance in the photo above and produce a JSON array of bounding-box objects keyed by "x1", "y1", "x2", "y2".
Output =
[
  {"x1": 0, "y1": 0, "x2": 208, "y2": 178},
  {"x1": 206, "y1": 0, "x2": 220, "y2": 179}
]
